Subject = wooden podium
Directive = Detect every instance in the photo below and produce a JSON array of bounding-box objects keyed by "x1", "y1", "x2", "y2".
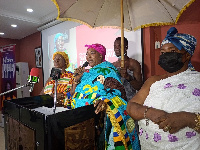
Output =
[{"x1": 3, "y1": 95, "x2": 104, "y2": 150}]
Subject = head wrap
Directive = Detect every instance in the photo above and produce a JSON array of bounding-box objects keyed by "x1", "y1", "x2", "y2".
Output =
[
  {"x1": 85, "y1": 43, "x2": 106, "y2": 61},
  {"x1": 54, "y1": 33, "x2": 65, "y2": 43},
  {"x1": 53, "y1": 51, "x2": 70, "y2": 69},
  {"x1": 161, "y1": 27, "x2": 197, "y2": 70}
]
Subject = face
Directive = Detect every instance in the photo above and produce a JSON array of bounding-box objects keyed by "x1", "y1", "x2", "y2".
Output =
[
  {"x1": 161, "y1": 43, "x2": 186, "y2": 54},
  {"x1": 53, "y1": 54, "x2": 66, "y2": 69},
  {"x1": 86, "y1": 48, "x2": 102, "y2": 67},
  {"x1": 160, "y1": 43, "x2": 191, "y2": 67},
  {"x1": 114, "y1": 39, "x2": 128, "y2": 57},
  {"x1": 56, "y1": 36, "x2": 65, "y2": 51}
]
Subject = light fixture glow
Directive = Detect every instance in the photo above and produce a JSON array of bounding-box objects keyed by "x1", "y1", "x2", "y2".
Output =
[
  {"x1": 11, "y1": 24, "x2": 17, "y2": 27},
  {"x1": 27, "y1": 8, "x2": 33, "y2": 12},
  {"x1": 0, "y1": 32, "x2": 4, "y2": 35}
]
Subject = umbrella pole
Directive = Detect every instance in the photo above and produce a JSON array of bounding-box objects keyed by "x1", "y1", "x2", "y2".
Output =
[{"x1": 120, "y1": 0, "x2": 124, "y2": 68}]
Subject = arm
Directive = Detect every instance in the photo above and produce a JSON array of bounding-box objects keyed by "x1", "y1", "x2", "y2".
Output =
[
  {"x1": 127, "y1": 76, "x2": 200, "y2": 134},
  {"x1": 120, "y1": 59, "x2": 142, "y2": 91},
  {"x1": 128, "y1": 59, "x2": 143, "y2": 91},
  {"x1": 126, "y1": 76, "x2": 167, "y2": 122},
  {"x1": 39, "y1": 77, "x2": 52, "y2": 95},
  {"x1": 69, "y1": 66, "x2": 85, "y2": 96}
]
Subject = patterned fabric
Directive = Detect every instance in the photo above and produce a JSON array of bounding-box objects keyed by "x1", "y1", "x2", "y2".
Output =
[
  {"x1": 138, "y1": 69, "x2": 200, "y2": 150},
  {"x1": 161, "y1": 27, "x2": 197, "y2": 70},
  {"x1": 44, "y1": 71, "x2": 73, "y2": 107},
  {"x1": 85, "y1": 43, "x2": 106, "y2": 61},
  {"x1": 117, "y1": 68, "x2": 136, "y2": 102},
  {"x1": 71, "y1": 61, "x2": 140, "y2": 150}
]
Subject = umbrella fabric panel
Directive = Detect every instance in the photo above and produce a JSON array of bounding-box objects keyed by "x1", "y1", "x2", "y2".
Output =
[{"x1": 53, "y1": 0, "x2": 195, "y2": 31}]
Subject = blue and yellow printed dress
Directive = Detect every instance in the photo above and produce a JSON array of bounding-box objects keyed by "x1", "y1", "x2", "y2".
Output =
[{"x1": 71, "y1": 61, "x2": 140, "y2": 150}]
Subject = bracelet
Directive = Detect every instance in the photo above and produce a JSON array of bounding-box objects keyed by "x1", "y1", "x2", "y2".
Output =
[
  {"x1": 194, "y1": 113, "x2": 200, "y2": 132},
  {"x1": 144, "y1": 106, "x2": 151, "y2": 126}
]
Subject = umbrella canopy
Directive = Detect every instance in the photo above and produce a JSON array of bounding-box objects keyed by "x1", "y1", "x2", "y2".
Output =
[
  {"x1": 52, "y1": 0, "x2": 195, "y2": 67},
  {"x1": 53, "y1": 0, "x2": 195, "y2": 31}
]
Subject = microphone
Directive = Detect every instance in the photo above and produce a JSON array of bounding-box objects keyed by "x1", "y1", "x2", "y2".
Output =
[
  {"x1": 27, "y1": 68, "x2": 40, "y2": 92},
  {"x1": 74, "y1": 61, "x2": 89, "y2": 77},
  {"x1": 50, "y1": 67, "x2": 62, "y2": 80}
]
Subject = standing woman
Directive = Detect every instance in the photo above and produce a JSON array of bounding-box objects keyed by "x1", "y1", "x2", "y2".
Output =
[
  {"x1": 40, "y1": 51, "x2": 74, "y2": 107},
  {"x1": 70, "y1": 43, "x2": 140, "y2": 150},
  {"x1": 127, "y1": 27, "x2": 200, "y2": 150}
]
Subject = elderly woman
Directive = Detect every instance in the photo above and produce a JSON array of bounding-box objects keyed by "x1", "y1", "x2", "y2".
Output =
[
  {"x1": 127, "y1": 27, "x2": 200, "y2": 150},
  {"x1": 40, "y1": 51, "x2": 74, "y2": 107},
  {"x1": 69, "y1": 43, "x2": 140, "y2": 150}
]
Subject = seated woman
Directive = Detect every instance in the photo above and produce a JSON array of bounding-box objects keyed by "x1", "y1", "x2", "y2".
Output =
[
  {"x1": 40, "y1": 51, "x2": 74, "y2": 107},
  {"x1": 127, "y1": 27, "x2": 200, "y2": 150},
  {"x1": 69, "y1": 43, "x2": 140, "y2": 150}
]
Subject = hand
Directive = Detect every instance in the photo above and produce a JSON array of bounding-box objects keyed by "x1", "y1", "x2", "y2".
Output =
[
  {"x1": 56, "y1": 93, "x2": 65, "y2": 106},
  {"x1": 94, "y1": 100, "x2": 106, "y2": 114},
  {"x1": 56, "y1": 93, "x2": 65, "y2": 100},
  {"x1": 154, "y1": 112, "x2": 189, "y2": 134},
  {"x1": 74, "y1": 66, "x2": 85, "y2": 82},
  {"x1": 50, "y1": 93, "x2": 65, "y2": 106},
  {"x1": 120, "y1": 67, "x2": 128, "y2": 78}
]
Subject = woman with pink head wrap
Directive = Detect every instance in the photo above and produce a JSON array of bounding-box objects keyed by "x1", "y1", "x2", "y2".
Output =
[
  {"x1": 85, "y1": 43, "x2": 106, "y2": 62},
  {"x1": 68, "y1": 43, "x2": 140, "y2": 150}
]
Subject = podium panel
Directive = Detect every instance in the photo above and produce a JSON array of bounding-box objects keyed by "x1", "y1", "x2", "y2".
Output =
[
  {"x1": 6, "y1": 117, "x2": 35, "y2": 150},
  {"x1": 3, "y1": 95, "x2": 104, "y2": 150}
]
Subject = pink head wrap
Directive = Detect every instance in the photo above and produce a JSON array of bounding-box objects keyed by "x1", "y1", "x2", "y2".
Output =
[{"x1": 85, "y1": 43, "x2": 106, "y2": 61}]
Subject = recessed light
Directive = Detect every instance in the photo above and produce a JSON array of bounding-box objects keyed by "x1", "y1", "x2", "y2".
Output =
[
  {"x1": 11, "y1": 24, "x2": 17, "y2": 27},
  {"x1": 0, "y1": 32, "x2": 4, "y2": 35},
  {"x1": 27, "y1": 8, "x2": 33, "y2": 12}
]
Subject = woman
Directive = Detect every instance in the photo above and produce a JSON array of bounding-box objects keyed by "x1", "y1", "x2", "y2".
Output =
[
  {"x1": 127, "y1": 27, "x2": 200, "y2": 150},
  {"x1": 40, "y1": 51, "x2": 74, "y2": 107},
  {"x1": 70, "y1": 43, "x2": 140, "y2": 150}
]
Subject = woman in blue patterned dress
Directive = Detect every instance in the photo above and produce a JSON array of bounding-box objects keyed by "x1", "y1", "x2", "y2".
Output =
[{"x1": 69, "y1": 43, "x2": 140, "y2": 150}]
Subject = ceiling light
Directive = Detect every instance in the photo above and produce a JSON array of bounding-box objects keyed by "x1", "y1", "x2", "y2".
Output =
[
  {"x1": 27, "y1": 8, "x2": 33, "y2": 12},
  {"x1": 0, "y1": 32, "x2": 4, "y2": 35},
  {"x1": 11, "y1": 24, "x2": 17, "y2": 27}
]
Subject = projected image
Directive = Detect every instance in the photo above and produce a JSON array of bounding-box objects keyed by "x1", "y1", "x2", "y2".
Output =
[
  {"x1": 48, "y1": 31, "x2": 77, "y2": 73},
  {"x1": 54, "y1": 33, "x2": 68, "y2": 52}
]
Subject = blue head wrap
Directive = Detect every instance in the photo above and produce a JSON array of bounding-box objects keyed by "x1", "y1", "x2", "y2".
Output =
[
  {"x1": 161, "y1": 27, "x2": 197, "y2": 70},
  {"x1": 54, "y1": 33, "x2": 64, "y2": 43}
]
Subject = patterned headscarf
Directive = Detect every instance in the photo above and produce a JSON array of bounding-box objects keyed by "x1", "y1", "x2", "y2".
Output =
[
  {"x1": 161, "y1": 27, "x2": 197, "y2": 70},
  {"x1": 53, "y1": 51, "x2": 70, "y2": 69},
  {"x1": 85, "y1": 43, "x2": 106, "y2": 61}
]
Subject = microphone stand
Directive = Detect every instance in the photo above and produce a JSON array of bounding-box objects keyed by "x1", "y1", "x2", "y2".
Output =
[
  {"x1": 0, "y1": 83, "x2": 32, "y2": 96},
  {"x1": 50, "y1": 67, "x2": 62, "y2": 114},
  {"x1": 53, "y1": 79, "x2": 58, "y2": 114}
]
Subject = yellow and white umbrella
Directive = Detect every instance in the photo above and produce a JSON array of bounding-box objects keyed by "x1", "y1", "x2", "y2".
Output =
[{"x1": 52, "y1": 0, "x2": 195, "y2": 67}]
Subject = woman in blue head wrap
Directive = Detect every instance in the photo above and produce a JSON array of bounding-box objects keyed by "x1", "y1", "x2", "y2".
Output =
[
  {"x1": 160, "y1": 27, "x2": 197, "y2": 71},
  {"x1": 127, "y1": 27, "x2": 200, "y2": 150}
]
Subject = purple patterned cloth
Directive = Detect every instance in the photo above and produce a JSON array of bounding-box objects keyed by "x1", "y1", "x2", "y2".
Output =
[
  {"x1": 177, "y1": 84, "x2": 187, "y2": 89},
  {"x1": 154, "y1": 133, "x2": 161, "y2": 142},
  {"x1": 164, "y1": 83, "x2": 173, "y2": 89},
  {"x1": 192, "y1": 88, "x2": 200, "y2": 96},
  {"x1": 168, "y1": 134, "x2": 178, "y2": 142}
]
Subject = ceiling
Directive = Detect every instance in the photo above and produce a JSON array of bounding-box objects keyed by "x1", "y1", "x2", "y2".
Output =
[{"x1": 0, "y1": 0, "x2": 59, "y2": 39}]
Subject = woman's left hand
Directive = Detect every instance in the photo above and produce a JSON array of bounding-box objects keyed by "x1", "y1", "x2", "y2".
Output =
[
  {"x1": 154, "y1": 112, "x2": 191, "y2": 134},
  {"x1": 56, "y1": 93, "x2": 65, "y2": 106},
  {"x1": 94, "y1": 100, "x2": 106, "y2": 114}
]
